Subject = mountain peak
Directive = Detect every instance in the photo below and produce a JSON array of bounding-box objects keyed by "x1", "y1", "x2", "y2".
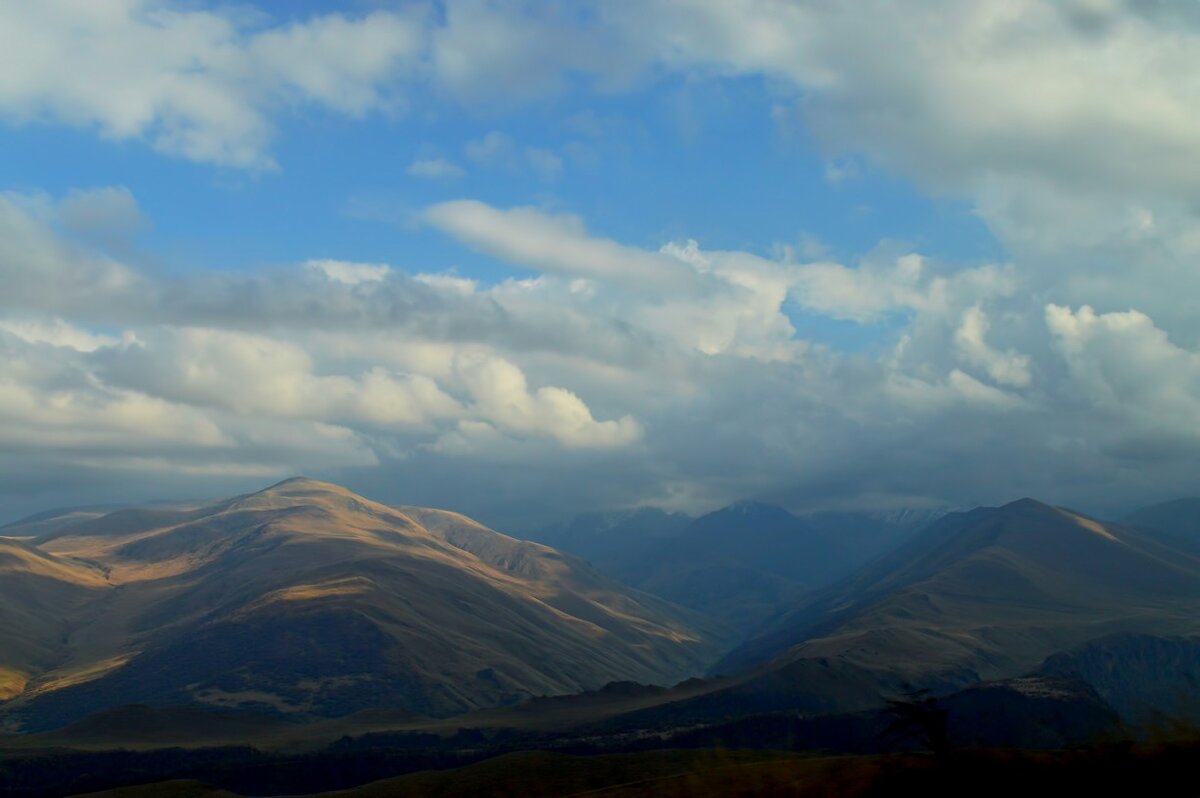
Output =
[
  {"x1": 258, "y1": 476, "x2": 344, "y2": 494},
  {"x1": 997, "y1": 497, "x2": 1055, "y2": 512},
  {"x1": 247, "y1": 477, "x2": 370, "y2": 505},
  {"x1": 719, "y1": 499, "x2": 792, "y2": 518}
]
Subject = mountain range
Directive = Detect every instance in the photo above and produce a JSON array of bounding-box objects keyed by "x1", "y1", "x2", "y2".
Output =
[
  {"x1": 528, "y1": 500, "x2": 937, "y2": 631},
  {"x1": 3, "y1": 480, "x2": 1200, "y2": 795}
]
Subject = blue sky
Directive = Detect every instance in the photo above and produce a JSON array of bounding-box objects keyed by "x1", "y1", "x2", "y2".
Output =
[
  {"x1": 0, "y1": 66, "x2": 998, "y2": 274},
  {"x1": 2, "y1": 1, "x2": 1199, "y2": 528}
]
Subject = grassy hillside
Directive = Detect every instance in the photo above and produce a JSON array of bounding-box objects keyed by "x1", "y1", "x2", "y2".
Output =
[{"x1": 0, "y1": 479, "x2": 726, "y2": 732}]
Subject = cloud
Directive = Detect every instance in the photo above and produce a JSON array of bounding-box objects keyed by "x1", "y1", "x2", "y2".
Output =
[
  {"x1": 0, "y1": 2, "x2": 423, "y2": 168},
  {"x1": 597, "y1": 0, "x2": 1200, "y2": 340},
  {"x1": 786, "y1": 253, "x2": 930, "y2": 323},
  {"x1": 58, "y1": 186, "x2": 148, "y2": 249},
  {"x1": 0, "y1": 191, "x2": 140, "y2": 314},
  {"x1": 429, "y1": 0, "x2": 644, "y2": 104},
  {"x1": 1046, "y1": 303, "x2": 1200, "y2": 429},
  {"x1": 307, "y1": 259, "x2": 391, "y2": 285},
  {"x1": 9, "y1": 174, "x2": 1200, "y2": 528},
  {"x1": 465, "y1": 131, "x2": 516, "y2": 166},
  {"x1": 452, "y1": 353, "x2": 642, "y2": 449},
  {"x1": 5, "y1": 3, "x2": 1200, "y2": 525},
  {"x1": 0, "y1": 317, "x2": 119, "y2": 353},
  {"x1": 525, "y1": 147, "x2": 564, "y2": 181},
  {"x1": 615, "y1": 1, "x2": 1200, "y2": 200},
  {"x1": 954, "y1": 305, "x2": 1032, "y2": 388},
  {"x1": 406, "y1": 158, "x2": 467, "y2": 180},
  {"x1": 423, "y1": 200, "x2": 702, "y2": 291}
]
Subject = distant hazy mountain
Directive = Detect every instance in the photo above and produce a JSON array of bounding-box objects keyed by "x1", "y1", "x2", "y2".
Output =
[
  {"x1": 0, "y1": 506, "x2": 123, "y2": 539},
  {"x1": 528, "y1": 507, "x2": 693, "y2": 575},
  {"x1": 716, "y1": 498, "x2": 1200, "y2": 700},
  {"x1": 0, "y1": 479, "x2": 724, "y2": 732},
  {"x1": 801, "y1": 507, "x2": 948, "y2": 561},
  {"x1": 1123, "y1": 497, "x2": 1200, "y2": 555},
  {"x1": 618, "y1": 501, "x2": 858, "y2": 630},
  {"x1": 529, "y1": 501, "x2": 939, "y2": 633}
]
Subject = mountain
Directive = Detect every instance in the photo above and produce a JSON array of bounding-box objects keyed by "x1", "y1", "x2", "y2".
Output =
[
  {"x1": 715, "y1": 498, "x2": 1200, "y2": 704},
  {"x1": 0, "y1": 478, "x2": 725, "y2": 731},
  {"x1": 1039, "y1": 633, "x2": 1200, "y2": 726},
  {"x1": 1124, "y1": 498, "x2": 1200, "y2": 555},
  {"x1": 801, "y1": 506, "x2": 947, "y2": 561},
  {"x1": 0, "y1": 506, "x2": 121, "y2": 539},
  {"x1": 0, "y1": 538, "x2": 109, "y2": 701},
  {"x1": 621, "y1": 501, "x2": 857, "y2": 630},
  {"x1": 531, "y1": 501, "x2": 868, "y2": 633},
  {"x1": 526, "y1": 507, "x2": 692, "y2": 576}
]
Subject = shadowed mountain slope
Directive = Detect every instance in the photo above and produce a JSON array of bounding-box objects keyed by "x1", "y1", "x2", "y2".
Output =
[
  {"x1": 0, "y1": 539, "x2": 109, "y2": 701},
  {"x1": 1039, "y1": 633, "x2": 1200, "y2": 726},
  {"x1": 0, "y1": 479, "x2": 725, "y2": 731}
]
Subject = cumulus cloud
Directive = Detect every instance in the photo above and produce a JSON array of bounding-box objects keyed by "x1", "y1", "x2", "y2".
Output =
[
  {"x1": 0, "y1": 190, "x2": 652, "y2": 518},
  {"x1": 0, "y1": 2, "x2": 423, "y2": 168},
  {"x1": 1046, "y1": 304, "x2": 1200, "y2": 429},
  {"x1": 452, "y1": 353, "x2": 641, "y2": 448},
  {"x1": 8, "y1": 181, "x2": 1199, "y2": 525},
  {"x1": 954, "y1": 306, "x2": 1032, "y2": 388}
]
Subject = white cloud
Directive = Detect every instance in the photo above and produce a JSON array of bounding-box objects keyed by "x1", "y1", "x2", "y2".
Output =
[
  {"x1": 954, "y1": 305, "x2": 1032, "y2": 388},
  {"x1": 307, "y1": 259, "x2": 391, "y2": 285},
  {"x1": 787, "y1": 253, "x2": 929, "y2": 323},
  {"x1": 465, "y1": 130, "x2": 515, "y2": 166},
  {"x1": 615, "y1": 1, "x2": 1200, "y2": 200},
  {"x1": 406, "y1": 158, "x2": 467, "y2": 180},
  {"x1": 0, "y1": 317, "x2": 119, "y2": 353},
  {"x1": 424, "y1": 200, "x2": 702, "y2": 291},
  {"x1": 5, "y1": 182, "x2": 1200, "y2": 523},
  {"x1": 1046, "y1": 303, "x2": 1200, "y2": 429},
  {"x1": 0, "y1": 2, "x2": 423, "y2": 168},
  {"x1": 453, "y1": 353, "x2": 642, "y2": 449}
]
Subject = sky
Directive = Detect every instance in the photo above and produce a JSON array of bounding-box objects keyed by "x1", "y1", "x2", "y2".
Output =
[{"x1": 3, "y1": 0, "x2": 1200, "y2": 529}]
